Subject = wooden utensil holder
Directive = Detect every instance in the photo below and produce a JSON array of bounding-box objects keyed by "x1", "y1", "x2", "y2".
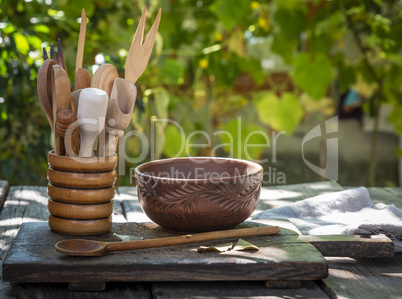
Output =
[{"x1": 47, "y1": 150, "x2": 117, "y2": 235}]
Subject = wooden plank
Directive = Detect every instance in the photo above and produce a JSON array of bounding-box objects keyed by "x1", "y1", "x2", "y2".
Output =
[
  {"x1": 0, "y1": 186, "x2": 150, "y2": 298},
  {"x1": 299, "y1": 234, "x2": 394, "y2": 258},
  {"x1": 319, "y1": 188, "x2": 402, "y2": 299},
  {"x1": 320, "y1": 255, "x2": 402, "y2": 299},
  {"x1": 152, "y1": 281, "x2": 329, "y2": 299},
  {"x1": 0, "y1": 181, "x2": 9, "y2": 211},
  {"x1": 0, "y1": 282, "x2": 151, "y2": 299},
  {"x1": 2, "y1": 221, "x2": 328, "y2": 285}
]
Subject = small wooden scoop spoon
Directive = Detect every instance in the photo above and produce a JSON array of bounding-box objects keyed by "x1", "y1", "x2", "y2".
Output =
[
  {"x1": 55, "y1": 226, "x2": 280, "y2": 256},
  {"x1": 99, "y1": 78, "x2": 137, "y2": 157}
]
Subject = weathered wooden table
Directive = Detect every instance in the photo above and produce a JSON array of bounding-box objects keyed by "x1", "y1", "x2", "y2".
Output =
[{"x1": 0, "y1": 180, "x2": 401, "y2": 298}]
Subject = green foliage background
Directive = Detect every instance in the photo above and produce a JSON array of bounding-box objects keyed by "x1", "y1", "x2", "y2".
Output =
[{"x1": 1, "y1": 0, "x2": 401, "y2": 186}]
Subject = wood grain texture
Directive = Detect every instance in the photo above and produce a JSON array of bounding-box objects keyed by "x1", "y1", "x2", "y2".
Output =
[
  {"x1": 152, "y1": 281, "x2": 329, "y2": 299},
  {"x1": 47, "y1": 168, "x2": 117, "y2": 188},
  {"x1": 0, "y1": 186, "x2": 145, "y2": 299},
  {"x1": 1, "y1": 183, "x2": 401, "y2": 298},
  {"x1": 37, "y1": 59, "x2": 57, "y2": 132},
  {"x1": 48, "y1": 199, "x2": 113, "y2": 219},
  {"x1": 125, "y1": 8, "x2": 161, "y2": 84},
  {"x1": 100, "y1": 78, "x2": 137, "y2": 157},
  {"x1": 318, "y1": 187, "x2": 402, "y2": 299},
  {"x1": 48, "y1": 215, "x2": 112, "y2": 235},
  {"x1": 91, "y1": 64, "x2": 119, "y2": 97},
  {"x1": 74, "y1": 68, "x2": 92, "y2": 90},
  {"x1": 3, "y1": 221, "x2": 328, "y2": 284},
  {"x1": 75, "y1": 8, "x2": 87, "y2": 74},
  {"x1": 320, "y1": 255, "x2": 402, "y2": 299},
  {"x1": 52, "y1": 65, "x2": 72, "y2": 155},
  {"x1": 48, "y1": 150, "x2": 117, "y2": 172},
  {"x1": 0, "y1": 181, "x2": 9, "y2": 211}
]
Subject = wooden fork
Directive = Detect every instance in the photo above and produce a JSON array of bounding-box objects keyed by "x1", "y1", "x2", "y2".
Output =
[{"x1": 125, "y1": 6, "x2": 161, "y2": 84}]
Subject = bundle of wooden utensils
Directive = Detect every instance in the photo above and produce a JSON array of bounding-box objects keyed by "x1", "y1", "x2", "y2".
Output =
[{"x1": 37, "y1": 7, "x2": 161, "y2": 158}]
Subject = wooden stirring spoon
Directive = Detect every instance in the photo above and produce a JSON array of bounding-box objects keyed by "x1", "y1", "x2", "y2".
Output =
[
  {"x1": 55, "y1": 226, "x2": 280, "y2": 257},
  {"x1": 37, "y1": 59, "x2": 57, "y2": 133},
  {"x1": 74, "y1": 8, "x2": 92, "y2": 91},
  {"x1": 99, "y1": 78, "x2": 137, "y2": 157}
]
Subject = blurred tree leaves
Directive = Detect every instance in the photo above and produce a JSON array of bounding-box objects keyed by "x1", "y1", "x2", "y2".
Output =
[
  {"x1": 1, "y1": 0, "x2": 402, "y2": 187},
  {"x1": 256, "y1": 92, "x2": 303, "y2": 134},
  {"x1": 209, "y1": 0, "x2": 249, "y2": 31},
  {"x1": 292, "y1": 53, "x2": 334, "y2": 99}
]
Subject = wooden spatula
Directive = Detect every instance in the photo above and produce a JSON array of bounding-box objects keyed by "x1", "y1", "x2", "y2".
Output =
[
  {"x1": 99, "y1": 78, "x2": 137, "y2": 157},
  {"x1": 74, "y1": 8, "x2": 92, "y2": 91},
  {"x1": 125, "y1": 6, "x2": 161, "y2": 84}
]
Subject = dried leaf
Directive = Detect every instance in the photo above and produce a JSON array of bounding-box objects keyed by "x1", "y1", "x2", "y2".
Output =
[
  {"x1": 232, "y1": 239, "x2": 259, "y2": 251},
  {"x1": 113, "y1": 233, "x2": 144, "y2": 242},
  {"x1": 197, "y1": 243, "x2": 234, "y2": 252}
]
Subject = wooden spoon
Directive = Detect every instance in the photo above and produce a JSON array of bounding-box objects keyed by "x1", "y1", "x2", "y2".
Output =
[
  {"x1": 55, "y1": 226, "x2": 280, "y2": 256},
  {"x1": 37, "y1": 59, "x2": 57, "y2": 132},
  {"x1": 74, "y1": 69, "x2": 92, "y2": 90},
  {"x1": 53, "y1": 65, "x2": 73, "y2": 155},
  {"x1": 91, "y1": 63, "x2": 119, "y2": 97},
  {"x1": 74, "y1": 8, "x2": 92, "y2": 91},
  {"x1": 99, "y1": 78, "x2": 137, "y2": 157},
  {"x1": 77, "y1": 87, "x2": 109, "y2": 157}
]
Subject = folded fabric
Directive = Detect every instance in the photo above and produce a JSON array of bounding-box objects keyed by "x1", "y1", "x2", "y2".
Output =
[{"x1": 252, "y1": 187, "x2": 402, "y2": 252}]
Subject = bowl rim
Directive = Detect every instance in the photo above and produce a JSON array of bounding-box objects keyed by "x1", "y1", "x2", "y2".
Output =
[{"x1": 134, "y1": 157, "x2": 263, "y2": 182}]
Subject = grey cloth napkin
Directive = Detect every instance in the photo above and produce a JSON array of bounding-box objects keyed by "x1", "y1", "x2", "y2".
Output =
[{"x1": 252, "y1": 187, "x2": 402, "y2": 252}]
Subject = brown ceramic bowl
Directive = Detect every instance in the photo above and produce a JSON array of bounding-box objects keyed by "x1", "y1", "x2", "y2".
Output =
[{"x1": 135, "y1": 157, "x2": 263, "y2": 233}]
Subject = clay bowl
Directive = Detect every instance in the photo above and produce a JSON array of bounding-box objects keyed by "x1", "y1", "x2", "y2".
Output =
[{"x1": 135, "y1": 157, "x2": 263, "y2": 233}]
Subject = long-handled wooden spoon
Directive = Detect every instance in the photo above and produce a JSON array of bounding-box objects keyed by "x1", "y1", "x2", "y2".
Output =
[
  {"x1": 55, "y1": 226, "x2": 280, "y2": 256},
  {"x1": 37, "y1": 59, "x2": 57, "y2": 133},
  {"x1": 99, "y1": 78, "x2": 137, "y2": 157},
  {"x1": 125, "y1": 7, "x2": 161, "y2": 84},
  {"x1": 74, "y1": 8, "x2": 92, "y2": 91}
]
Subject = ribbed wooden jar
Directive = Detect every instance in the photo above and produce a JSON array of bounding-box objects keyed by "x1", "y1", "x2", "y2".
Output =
[{"x1": 47, "y1": 150, "x2": 117, "y2": 235}]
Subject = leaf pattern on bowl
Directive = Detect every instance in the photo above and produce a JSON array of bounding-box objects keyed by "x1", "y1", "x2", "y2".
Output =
[{"x1": 136, "y1": 174, "x2": 262, "y2": 214}]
